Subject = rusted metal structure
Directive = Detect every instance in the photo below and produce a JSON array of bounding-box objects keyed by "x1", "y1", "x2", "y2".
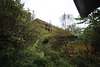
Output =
[{"x1": 74, "y1": 0, "x2": 100, "y2": 18}]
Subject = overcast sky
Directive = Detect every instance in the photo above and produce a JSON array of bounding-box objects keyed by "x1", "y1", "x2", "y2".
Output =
[{"x1": 21, "y1": 0, "x2": 88, "y2": 28}]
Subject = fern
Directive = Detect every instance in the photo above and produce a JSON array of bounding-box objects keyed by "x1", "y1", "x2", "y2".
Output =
[{"x1": 33, "y1": 39, "x2": 39, "y2": 48}]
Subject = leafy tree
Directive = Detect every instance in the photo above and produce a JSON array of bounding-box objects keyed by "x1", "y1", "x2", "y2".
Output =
[
  {"x1": 0, "y1": 0, "x2": 40, "y2": 66},
  {"x1": 0, "y1": 0, "x2": 21, "y2": 66},
  {"x1": 77, "y1": 8, "x2": 100, "y2": 53},
  {"x1": 60, "y1": 13, "x2": 74, "y2": 30},
  {"x1": 68, "y1": 23, "x2": 82, "y2": 36}
]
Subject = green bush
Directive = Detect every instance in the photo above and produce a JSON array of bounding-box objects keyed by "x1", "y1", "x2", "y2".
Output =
[
  {"x1": 10, "y1": 38, "x2": 74, "y2": 67},
  {"x1": 11, "y1": 40, "x2": 48, "y2": 67}
]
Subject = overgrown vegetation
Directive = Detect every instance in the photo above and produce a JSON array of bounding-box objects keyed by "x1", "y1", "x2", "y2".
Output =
[{"x1": 0, "y1": 0, "x2": 100, "y2": 67}]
